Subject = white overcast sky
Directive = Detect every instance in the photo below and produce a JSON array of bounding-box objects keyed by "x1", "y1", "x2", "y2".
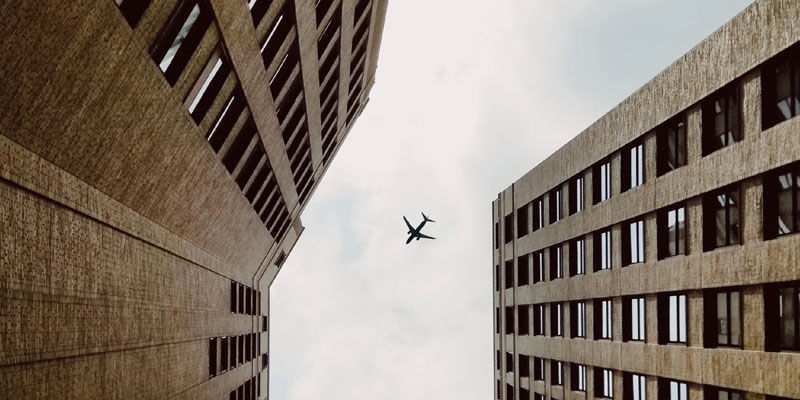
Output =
[{"x1": 270, "y1": 1, "x2": 753, "y2": 399}]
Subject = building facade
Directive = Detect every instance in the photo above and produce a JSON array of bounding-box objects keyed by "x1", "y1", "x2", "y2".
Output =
[
  {"x1": 0, "y1": 0, "x2": 385, "y2": 398},
  {"x1": 492, "y1": 1, "x2": 800, "y2": 399}
]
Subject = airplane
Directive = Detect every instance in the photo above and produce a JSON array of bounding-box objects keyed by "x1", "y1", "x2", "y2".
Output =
[{"x1": 404, "y1": 212, "x2": 436, "y2": 244}]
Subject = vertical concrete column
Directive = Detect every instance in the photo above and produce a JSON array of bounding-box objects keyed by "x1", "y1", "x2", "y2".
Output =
[
  {"x1": 686, "y1": 198, "x2": 704, "y2": 255},
  {"x1": 612, "y1": 224, "x2": 622, "y2": 270},
  {"x1": 586, "y1": 299, "x2": 595, "y2": 341},
  {"x1": 741, "y1": 70, "x2": 762, "y2": 142},
  {"x1": 611, "y1": 152, "x2": 622, "y2": 198},
  {"x1": 686, "y1": 105, "x2": 703, "y2": 164},
  {"x1": 561, "y1": 181, "x2": 569, "y2": 220},
  {"x1": 614, "y1": 369, "x2": 624, "y2": 400},
  {"x1": 688, "y1": 290, "x2": 704, "y2": 347},
  {"x1": 584, "y1": 168, "x2": 594, "y2": 211},
  {"x1": 645, "y1": 212, "x2": 659, "y2": 263},
  {"x1": 544, "y1": 303, "x2": 551, "y2": 338},
  {"x1": 543, "y1": 192, "x2": 551, "y2": 230},
  {"x1": 644, "y1": 131, "x2": 658, "y2": 184},
  {"x1": 646, "y1": 373, "x2": 659, "y2": 400},
  {"x1": 586, "y1": 365, "x2": 596, "y2": 399},
  {"x1": 613, "y1": 297, "x2": 624, "y2": 342},
  {"x1": 646, "y1": 294, "x2": 659, "y2": 345},
  {"x1": 742, "y1": 177, "x2": 763, "y2": 244},
  {"x1": 743, "y1": 285, "x2": 765, "y2": 351},
  {"x1": 585, "y1": 230, "x2": 595, "y2": 273},
  {"x1": 544, "y1": 247, "x2": 551, "y2": 282}
]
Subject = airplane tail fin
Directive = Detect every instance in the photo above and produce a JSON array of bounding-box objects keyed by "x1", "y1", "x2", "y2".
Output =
[{"x1": 421, "y1": 212, "x2": 435, "y2": 223}]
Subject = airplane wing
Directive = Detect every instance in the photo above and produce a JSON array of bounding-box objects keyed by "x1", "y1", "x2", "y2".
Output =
[
  {"x1": 416, "y1": 232, "x2": 436, "y2": 240},
  {"x1": 403, "y1": 216, "x2": 415, "y2": 231}
]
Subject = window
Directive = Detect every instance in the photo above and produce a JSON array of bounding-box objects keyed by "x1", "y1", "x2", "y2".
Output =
[
  {"x1": 623, "y1": 297, "x2": 646, "y2": 342},
  {"x1": 534, "y1": 393, "x2": 545, "y2": 400},
  {"x1": 230, "y1": 335, "x2": 238, "y2": 366},
  {"x1": 702, "y1": 83, "x2": 741, "y2": 155},
  {"x1": 517, "y1": 203, "x2": 530, "y2": 238},
  {"x1": 114, "y1": 0, "x2": 152, "y2": 27},
  {"x1": 595, "y1": 299, "x2": 612, "y2": 340},
  {"x1": 230, "y1": 281, "x2": 237, "y2": 313},
  {"x1": 571, "y1": 364, "x2": 586, "y2": 391},
  {"x1": 570, "y1": 174, "x2": 585, "y2": 215},
  {"x1": 622, "y1": 141, "x2": 644, "y2": 191},
  {"x1": 704, "y1": 289, "x2": 742, "y2": 347},
  {"x1": 506, "y1": 384, "x2": 514, "y2": 400},
  {"x1": 495, "y1": 265, "x2": 500, "y2": 292},
  {"x1": 505, "y1": 306, "x2": 514, "y2": 335},
  {"x1": 186, "y1": 50, "x2": 231, "y2": 123},
  {"x1": 221, "y1": 336, "x2": 229, "y2": 371},
  {"x1": 704, "y1": 386, "x2": 743, "y2": 400},
  {"x1": 658, "y1": 293, "x2": 687, "y2": 344},
  {"x1": 595, "y1": 368, "x2": 613, "y2": 398},
  {"x1": 519, "y1": 355, "x2": 530, "y2": 377},
  {"x1": 533, "y1": 197, "x2": 545, "y2": 231},
  {"x1": 533, "y1": 357, "x2": 545, "y2": 380},
  {"x1": 763, "y1": 163, "x2": 800, "y2": 239},
  {"x1": 517, "y1": 255, "x2": 529, "y2": 286},
  {"x1": 594, "y1": 229, "x2": 612, "y2": 271},
  {"x1": 518, "y1": 305, "x2": 530, "y2": 336},
  {"x1": 765, "y1": 283, "x2": 800, "y2": 351},
  {"x1": 657, "y1": 204, "x2": 686, "y2": 259},
  {"x1": 569, "y1": 238, "x2": 585, "y2": 276},
  {"x1": 209, "y1": 337, "x2": 217, "y2": 378},
  {"x1": 571, "y1": 301, "x2": 585, "y2": 338},
  {"x1": 496, "y1": 350, "x2": 501, "y2": 371},
  {"x1": 550, "y1": 187, "x2": 563, "y2": 223},
  {"x1": 505, "y1": 260, "x2": 513, "y2": 289},
  {"x1": 624, "y1": 373, "x2": 647, "y2": 400},
  {"x1": 504, "y1": 213, "x2": 513, "y2": 244},
  {"x1": 623, "y1": 219, "x2": 645, "y2": 265},
  {"x1": 550, "y1": 245, "x2": 563, "y2": 279},
  {"x1": 520, "y1": 388, "x2": 530, "y2": 400},
  {"x1": 659, "y1": 379, "x2": 688, "y2": 400},
  {"x1": 495, "y1": 222, "x2": 499, "y2": 249},
  {"x1": 150, "y1": 0, "x2": 212, "y2": 86},
  {"x1": 495, "y1": 307, "x2": 500, "y2": 334},
  {"x1": 703, "y1": 185, "x2": 741, "y2": 251},
  {"x1": 506, "y1": 352, "x2": 514, "y2": 373},
  {"x1": 551, "y1": 361, "x2": 563, "y2": 386},
  {"x1": 533, "y1": 251, "x2": 544, "y2": 283},
  {"x1": 593, "y1": 160, "x2": 611, "y2": 204},
  {"x1": 533, "y1": 304, "x2": 544, "y2": 336},
  {"x1": 656, "y1": 114, "x2": 687, "y2": 176},
  {"x1": 551, "y1": 303, "x2": 563, "y2": 336},
  {"x1": 248, "y1": 0, "x2": 271, "y2": 26},
  {"x1": 761, "y1": 43, "x2": 800, "y2": 130}
]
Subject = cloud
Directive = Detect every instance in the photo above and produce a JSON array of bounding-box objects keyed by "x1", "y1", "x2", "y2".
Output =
[{"x1": 270, "y1": 1, "x2": 754, "y2": 399}]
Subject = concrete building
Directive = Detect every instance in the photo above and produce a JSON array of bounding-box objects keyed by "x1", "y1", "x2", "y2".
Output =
[
  {"x1": 0, "y1": 0, "x2": 385, "y2": 398},
  {"x1": 492, "y1": 1, "x2": 800, "y2": 399}
]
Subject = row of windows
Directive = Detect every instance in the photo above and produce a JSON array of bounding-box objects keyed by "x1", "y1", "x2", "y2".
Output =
[
  {"x1": 497, "y1": 281, "x2": 800, "y2": 351},
  {"x1": 497, "y1": 163, "x2": 800, "y2": 291},
  {"x1": 209, "y1": 333, "x2": 262, "y2": 378},
  {"x1": 496, "y1": 363, "x2": 763, "y2": 400},
  {"x1": 228, "y1": 373, "x2": 261, "y2": 400},
  {"x1": 230, "y1": 281, "x2": 263, "y2": 316},
  {"x1": 497, "y1": 41, "x2": 800, "y2": 249},
  {"x1": 114, "y1": 0, "x2": 298, "y2": 241}
]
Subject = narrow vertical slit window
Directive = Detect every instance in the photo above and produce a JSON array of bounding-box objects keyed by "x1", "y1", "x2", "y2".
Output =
[
  {"x1": 551, "y1": 361, "x2": 563, "y2": 386},
  {"x1": 594, "y1": 229, "x2": 612, "y2": 271},
  {"x1": 593, "y1": 160, "x2": 611, "y2": 204},
  {"x1": 550, "y1": 244, "x2": 563, "y2": 279},
  {"x1": 150, "y1": 0, "x2": 212, "y2": 86},
  {"x1": 621, "y1": 141, "x2": 644, "y2": 192},
  {"x1": 570, "y1": 174, "x2": 585, "y2": 214},
  {"x1": 702, "y1": 185, "x2": 741, "y2": 251},
  {"x1": 551, "y1": 303, "x2": 562, "y2": 336},
  {"x1": 186, "y1": 50, "x2": 231, "y2": 123},
  {"x1": 570, "y1": 238, "x2": 585, "y2": 276},
  {"x1": 595, "y1": 299, "x2": 612, "y2": 340}
]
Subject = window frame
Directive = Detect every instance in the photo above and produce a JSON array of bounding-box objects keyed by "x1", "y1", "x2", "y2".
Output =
[
  {"x1": 571, "y1": 301, "x2": 586, "y2": 338},
  {"x1": 595, "y1": 368, "x2": 614, "y2": 398},
  {"x1": 656, "y1": 113, "x2": 688, "y2": 176},
  {"x1": 533, "y1": 304, "x2": 545, "y2": 336},
  {"x1": 702, "y1": 185, "x2": 741, "y2": 251},
  {"x1": 594, "y1": 228, "x2": 613, "y2": 271},
  {"x1": 657, "y1": 203, "x2": 687, "y2": 259},
  {"x1": 150, "y1": 0, "x2": 213, "y2": 86},
  {"x1": 570, "y1": 174, "x2": 585, "y2": 215},
  {"x1": 763, "y1": 163, "x2": 800, "y2": 240},
  {"x1": 761, "y1": 43, "x2": 800, "y2": 130},
  {"x1": 595, "y1": 298, "x2": 613, "y2": 340},
  {"x1": 571, "y1": 364, "x2": 586, "y2": 392},
  {"x1": 594, "y1": 160, "x2": 612, "y2": 204},
  {"x1": 570, "y1": 237, "x2": 586, "y2": 276},
  {"x1": 533, "y1": 251, "x2": 545, "y2": 284},
  {"x1": 702, "y1": 82, "x2": 741, "y2": 155},
  {"x1": 550, "y1": 244, "x2": 563, "y2": 279},
  {"x1": 551, "y1": 360, "x2": 563, "y2": 386},
  {"x1": 621, "y1": 140, "x2": 645, "y2": 192},
  {"x1": 623, "y1": 218, "x2": 645, "y2": 266},
  {"x1": 551, "y1": 303, "x2": 563, "y2": 337},
  {"x1": 624, "y1": 372, "x2": 647, "y2": 400}
]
